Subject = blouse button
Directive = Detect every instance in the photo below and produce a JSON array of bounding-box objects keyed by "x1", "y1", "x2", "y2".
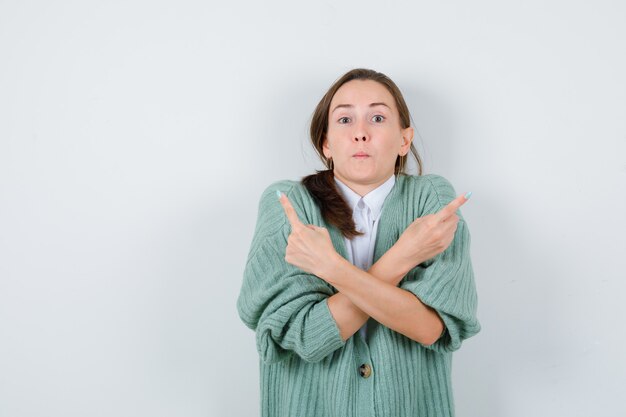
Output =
[{"x1": 358, "y1": 363, "x2": 372, "y2": 378}]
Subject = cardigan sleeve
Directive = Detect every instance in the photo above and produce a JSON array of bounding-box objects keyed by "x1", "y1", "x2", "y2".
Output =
[
  {"x1": 399, "y1": 175, "x2": 481, "y2": 353},
  {"x1": 236, "y1": 181, "x2": 347, "y2": 364}
]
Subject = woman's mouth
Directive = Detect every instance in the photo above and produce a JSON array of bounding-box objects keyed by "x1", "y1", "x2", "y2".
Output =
[{"x1": 353, "y1": 152, "x2": 370, "y2": 159}]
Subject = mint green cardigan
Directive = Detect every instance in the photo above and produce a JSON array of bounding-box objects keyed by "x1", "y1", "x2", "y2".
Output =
[{"x1": 236, "y1": 173, "x2": 481, "y2": 417}]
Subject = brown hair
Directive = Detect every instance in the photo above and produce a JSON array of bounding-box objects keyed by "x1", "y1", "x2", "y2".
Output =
[{"x1": 301, "y1": 68, "x2": 423, "y2": 239}]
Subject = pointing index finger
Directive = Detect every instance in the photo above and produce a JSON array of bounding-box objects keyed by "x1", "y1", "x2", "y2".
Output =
[
  {"x1": 277, "y1": 191, "x2": 305, "y2": 230},
  {"x1": 435, "y1": 192, "x2": 472, "y2": 221}
]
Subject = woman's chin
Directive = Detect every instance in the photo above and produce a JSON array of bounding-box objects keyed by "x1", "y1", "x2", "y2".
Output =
[{"x1": 338, "y1": 169, "x2": 386, "y2": 184}]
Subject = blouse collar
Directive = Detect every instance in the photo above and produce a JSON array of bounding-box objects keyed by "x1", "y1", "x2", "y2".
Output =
[{"x1": 333, "y1": 174, "x2": 396, "y2": 222}]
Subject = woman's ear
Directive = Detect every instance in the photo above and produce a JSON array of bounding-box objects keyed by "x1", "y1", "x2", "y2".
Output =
[
  {"x1": 400, "y1": 127, "x2": 414, "y2": 156},
  {"x1": 322, "y1": 136, "x2": 332, "y2": 159}
]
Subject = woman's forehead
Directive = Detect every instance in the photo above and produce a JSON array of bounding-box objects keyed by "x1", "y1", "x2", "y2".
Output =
[{"x1": 330, "y1": 80, "x2": 396, "y2": 112}]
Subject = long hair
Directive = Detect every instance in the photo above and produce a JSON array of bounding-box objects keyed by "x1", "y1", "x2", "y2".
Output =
[{"x1": 301, "y1": 68, "x2": 423, "y2": 239}]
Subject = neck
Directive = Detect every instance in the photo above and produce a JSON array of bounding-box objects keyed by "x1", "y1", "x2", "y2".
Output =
[{"x1": 333, "y1": 171, "x2": 395, "y2": 197}]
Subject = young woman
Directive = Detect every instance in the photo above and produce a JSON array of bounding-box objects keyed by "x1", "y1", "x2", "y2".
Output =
[{"x1": 236, "y1": 68, "x2": 481, "y2": 417}]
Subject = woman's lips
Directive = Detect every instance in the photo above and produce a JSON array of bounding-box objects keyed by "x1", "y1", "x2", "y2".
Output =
[{"x1": 353, "y1": 153, "x2": 370, "y2": 158}]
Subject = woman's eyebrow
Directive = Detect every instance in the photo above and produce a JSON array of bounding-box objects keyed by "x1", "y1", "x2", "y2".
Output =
[{"x1": 331, "y1": 102, "x2": 391, "y2": 113}]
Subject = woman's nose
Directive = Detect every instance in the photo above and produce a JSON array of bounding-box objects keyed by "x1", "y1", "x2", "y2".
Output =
[
  {"x1": 353, "y1": 129, "x2": 368, "y2": 142},
  {"x1": 353, "y1": 119, "x2": 369, "y2": 141}
]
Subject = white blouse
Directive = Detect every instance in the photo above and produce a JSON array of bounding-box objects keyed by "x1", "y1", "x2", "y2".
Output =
[{"x1": 333, "y1": 174, "x2": 396, "y2": 342}]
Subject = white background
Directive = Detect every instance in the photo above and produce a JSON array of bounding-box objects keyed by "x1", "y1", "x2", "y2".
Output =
[{"x1": 1, "y1": 1, "x2": 625, "y2": 416}]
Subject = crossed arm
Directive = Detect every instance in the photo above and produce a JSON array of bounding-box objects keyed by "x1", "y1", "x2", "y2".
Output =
[
  {"x1": 325, "y1": 244, "x2": 445, "y2": 345},
  {"x1": 277, "y1": 190, "x2": 469, "y2": 347}
]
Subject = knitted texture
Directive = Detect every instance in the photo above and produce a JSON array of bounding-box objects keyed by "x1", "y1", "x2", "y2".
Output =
[{"x1": 236, "y1": 174, "x2": 481, "y2": 417}]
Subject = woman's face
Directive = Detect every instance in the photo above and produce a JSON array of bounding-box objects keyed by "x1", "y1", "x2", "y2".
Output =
[{"x1": 323, "y1": 79, "x2": 413, "y2": 195}]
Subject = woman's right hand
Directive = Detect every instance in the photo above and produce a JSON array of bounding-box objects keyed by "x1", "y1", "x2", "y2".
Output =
[{"x1": 393, "y1": 193, "x2": 471, "y2": 274}]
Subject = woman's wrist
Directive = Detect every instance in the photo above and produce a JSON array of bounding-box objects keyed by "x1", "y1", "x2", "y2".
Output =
[
  {"x1": 392, "y1": 242, "x2": 426, "y2": 276},
  {"x1": 318, "y1": 252, "x2": 348, "y2": 284},
  {"x1": 372, "y1": 245, "x2": 413, "y2": 285},
  {"x1": 319, "y1": 244, "x2": 420, "y2": 287}
]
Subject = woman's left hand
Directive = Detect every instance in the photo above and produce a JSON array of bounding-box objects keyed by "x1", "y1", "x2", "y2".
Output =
[{"x1": 277, "y1": 192, "x2": 340, "y2": 280}]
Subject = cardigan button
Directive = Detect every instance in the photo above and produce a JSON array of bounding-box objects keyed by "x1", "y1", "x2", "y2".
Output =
[{"x1": 358, "y1": 363, "x2": 372, "y2": 378}]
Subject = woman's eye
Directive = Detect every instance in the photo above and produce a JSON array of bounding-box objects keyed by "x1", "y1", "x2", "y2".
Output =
[
  {"x1": 338, "y1": 117, "x2": 350, "y2": 124},
  {"x1": 373, "y1": 115, "x2": 385, "y2": 122}
]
